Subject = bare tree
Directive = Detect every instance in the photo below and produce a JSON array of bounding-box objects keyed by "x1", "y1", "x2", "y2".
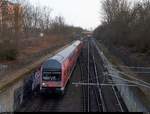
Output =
[{"x1": 95, "y1": 0, "x2": 150, "y2": 53}]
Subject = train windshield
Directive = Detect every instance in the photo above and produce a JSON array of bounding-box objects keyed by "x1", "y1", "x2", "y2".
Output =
[{"x1": 42, "y1": 70, "x2": 61, "y2": 81}]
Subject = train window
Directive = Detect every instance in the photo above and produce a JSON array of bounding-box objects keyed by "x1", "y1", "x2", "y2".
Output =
[{"x1": 42, "y1": 71, "x2": 61, "y2": 81}]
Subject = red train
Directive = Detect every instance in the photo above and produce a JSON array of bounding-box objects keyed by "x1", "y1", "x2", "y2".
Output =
[{"x1": 40, "y1": 40, "x2": 83, "y2": 94}]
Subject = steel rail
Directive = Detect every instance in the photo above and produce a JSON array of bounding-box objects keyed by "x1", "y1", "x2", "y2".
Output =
[
  {"x1": 87, "y1": 40, "x2": 90, "y2": 112},
  {"x1": 112, "y1": 86, "x2": 124, "y2": 112},
  {"x1": 89, "y1": 43, "x2": 102, "y2": 112},
  {"x1": 81, "y1": 41, "x2": 90, "y2": 112},
  {"x1": 91, "y1": 42, "x2": 106, "y2": 112},
  {"x1": 78, "y1": 59, "x2": 87, "y2": 112},
  {"x1": 92, "y1": 39, "x2": 125, "y2": 112},
  {"x1": 92, "y1": 85, "x2": 102, "y2": 111}
]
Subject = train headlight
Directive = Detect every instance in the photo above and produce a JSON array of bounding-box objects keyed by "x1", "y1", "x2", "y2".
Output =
[
  {"x1": 42, "y1": 83, "x2": 47, "y2": 86},
  {"x1": 61, "y1": 87, "x2": 64, "y2": 91}
]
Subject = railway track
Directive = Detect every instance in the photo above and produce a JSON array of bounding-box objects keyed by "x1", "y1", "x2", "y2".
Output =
[
  {"x1": 79, "y1": 39, "x2": 103, "y2": 112},
  {"x1": 92, "y1": 38, "x2": 128, "y2": 112},
  {"x1": 90, "y1": 42, "x2": 106, "y2": 112},
  {"x1": 79, "y1": 38, "x2": 128, "y2": 112},
  {"x1": 78, "y1": 40, "x2": 89, "y2": 112}
]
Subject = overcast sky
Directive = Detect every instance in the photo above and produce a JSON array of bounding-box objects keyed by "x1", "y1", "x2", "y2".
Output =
[{"x1": 29, "y1": 0, "x2": 102, "y2": 30}]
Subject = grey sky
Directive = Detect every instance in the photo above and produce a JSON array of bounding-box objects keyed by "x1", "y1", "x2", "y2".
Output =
[{"x1": 29, "y1": 0, "x2": 102, "y2": 30}]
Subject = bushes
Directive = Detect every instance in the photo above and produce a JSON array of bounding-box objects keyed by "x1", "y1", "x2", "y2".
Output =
[
  {"x1": 0, "y1": 48, "x2": 18, "y2": 60},
  {"x1": 0, "y1": 41, "x2": 18, "y2": 60}
]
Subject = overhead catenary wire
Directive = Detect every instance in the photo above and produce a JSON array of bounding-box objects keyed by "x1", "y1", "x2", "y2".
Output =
[
  {"x1": 107, "y1": 73, "x2": 150, "y2": 89},
  {"x1": 87, "y1": 40, "x2": 90, "y2": 112},
  {"x1": 109, "y1": 69, "x2": 150, "y2": 87},
  {"x1": 110, "y1": 65, "x2": 150, "y2": 74},
  {"x1": 72, "y1": 82, "x2": 137, "y2": 87},
  {"x1": 111, "y1": 65, "x2": 150, "y2": 70}
]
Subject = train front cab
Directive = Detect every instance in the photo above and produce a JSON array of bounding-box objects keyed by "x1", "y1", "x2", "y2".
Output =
[{"x1": 40, "y1": 60, "x2": 64, "y2": 94}]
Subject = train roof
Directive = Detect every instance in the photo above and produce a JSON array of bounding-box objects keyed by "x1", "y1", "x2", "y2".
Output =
[
  {"x1": 43, "y1": 60, "x2": 61, "y2": 70},
  {"x1": 72, "y1": 40, "x2": 81, "y2": 46},
  {"x1": 43, "y1": 40, "x2": 81, "y2": 70}
]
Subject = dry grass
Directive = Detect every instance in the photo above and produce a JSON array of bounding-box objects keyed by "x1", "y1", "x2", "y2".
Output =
[{"x1": 0, "y1": 34, "x2": 70, "y2": 65}]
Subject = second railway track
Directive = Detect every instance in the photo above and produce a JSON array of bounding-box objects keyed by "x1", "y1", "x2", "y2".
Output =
[{"x1": 79, "y1": 38, "x2": 128, "y2": 112}]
